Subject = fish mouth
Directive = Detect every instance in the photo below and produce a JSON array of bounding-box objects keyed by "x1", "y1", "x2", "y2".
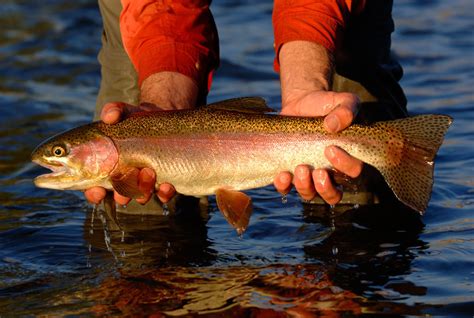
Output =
[{"x1": 32, "y1": 158, "x2": 71, "y2": 179}]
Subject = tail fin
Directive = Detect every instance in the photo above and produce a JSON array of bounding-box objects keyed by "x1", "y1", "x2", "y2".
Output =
[{"x1": 375, "y1": 114, "x2": 452, "y2": 213}]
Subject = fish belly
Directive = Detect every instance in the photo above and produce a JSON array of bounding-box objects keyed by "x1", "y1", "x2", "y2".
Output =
[{"x1": 115, "y1": 133, "x2": 362, "y2": 196}]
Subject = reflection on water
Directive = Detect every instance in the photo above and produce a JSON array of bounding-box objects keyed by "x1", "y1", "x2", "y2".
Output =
[
  {"x1": 85, "y1": 195, "x2": 215, "y2": 269},
  {"x1": 0, "y1": 0, "x2": 473, "y2": 316},
  {"x1": 71, "y1": 204, "x2": 447, "y2": 316},
  {"x1": 2, "y1": 201, "x2": 434, "y2": 316}
]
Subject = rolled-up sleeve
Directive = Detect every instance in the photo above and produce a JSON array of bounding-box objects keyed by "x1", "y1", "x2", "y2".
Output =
[
  {"x1": 272, "y1": 0, "x2": 365, "y2": 71},
  {"x1": 120, "y1": 0, "x2": 219, "y2": 91}
]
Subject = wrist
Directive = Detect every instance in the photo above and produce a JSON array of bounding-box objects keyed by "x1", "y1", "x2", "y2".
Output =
[
  {"x1": 279, "y1": 41, "x2": 333, "y2": 109},
  {"x1": 140, "y1": 72, "x2": 199, "y2": 110}
]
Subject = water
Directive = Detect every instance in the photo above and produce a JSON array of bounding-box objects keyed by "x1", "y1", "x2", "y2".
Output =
[{"x1": 0, "y1": 0, "x2": 473, "y2": 316}]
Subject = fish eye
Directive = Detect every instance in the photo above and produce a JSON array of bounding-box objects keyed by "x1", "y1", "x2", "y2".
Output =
[{"x1": 52, "y1": 145, "x2": 67, "y2": 157}]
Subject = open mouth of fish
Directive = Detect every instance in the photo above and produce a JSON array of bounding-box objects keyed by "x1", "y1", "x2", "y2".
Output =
[{"x1": 33, "y1": 159, "x2": 71, "y2": 178}]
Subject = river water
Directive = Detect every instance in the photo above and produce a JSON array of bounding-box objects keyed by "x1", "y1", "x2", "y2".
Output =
[{"x1": 0, "y1": 0, "x2": 473, "y2": 316}]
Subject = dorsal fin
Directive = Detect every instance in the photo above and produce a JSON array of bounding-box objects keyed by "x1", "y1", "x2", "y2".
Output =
[{"x1": 206, "y1": 97, "x2": 274, "y2": 113}]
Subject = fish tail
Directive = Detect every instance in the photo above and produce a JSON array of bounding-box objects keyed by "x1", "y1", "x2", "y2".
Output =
[{"x1": 373, "y1": 114, "x2": 452, "y2": 213}]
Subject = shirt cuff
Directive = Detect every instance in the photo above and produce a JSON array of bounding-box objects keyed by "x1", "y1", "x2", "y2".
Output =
[
  {"x1": 133, "y1": 41, "x2": 212, "y2": 89},
  {"x1": 272, "y1": 1, "x2": 351, "y2": 72}
]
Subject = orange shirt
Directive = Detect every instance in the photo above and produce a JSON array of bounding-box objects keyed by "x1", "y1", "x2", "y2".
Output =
[
  {"x1": 120, "y1": 0, "x2": 365, "y2": 91},
  {"x1": 273, "y1": 0, "x2": 365, "y2": 71},
  {"x1": 120, "y1": 0, "x2": 219, "y2": 90}
]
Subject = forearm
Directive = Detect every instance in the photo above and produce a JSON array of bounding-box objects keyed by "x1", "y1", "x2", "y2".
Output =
[{"x1": 279, "y1": 41, "x2": 333, "y2": 110}]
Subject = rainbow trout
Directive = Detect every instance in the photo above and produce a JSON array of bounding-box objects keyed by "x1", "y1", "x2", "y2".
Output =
[{"x1": 32, "y1": 97, "x2": 452, "y2": 234}]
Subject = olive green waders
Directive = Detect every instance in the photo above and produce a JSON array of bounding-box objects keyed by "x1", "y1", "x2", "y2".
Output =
[{"x1": 96, "y1": 0, "x2": 408, "y2": 215}]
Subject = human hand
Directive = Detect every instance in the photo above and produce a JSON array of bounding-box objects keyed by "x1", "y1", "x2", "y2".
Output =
[
  {"x1": 273, "y1": 90, "x2": 364, "y2": 205},
  {"x1": 83, "y1": 102, "x2": 176, "y2": 206}
]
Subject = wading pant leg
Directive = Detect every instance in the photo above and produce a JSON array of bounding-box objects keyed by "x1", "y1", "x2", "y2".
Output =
[
  {"x1": 95, "y1": 0, "x2": 139, "y2": 120},
  {"x1": 96, "y1": 0, "x2": 166, "y2": 215}
]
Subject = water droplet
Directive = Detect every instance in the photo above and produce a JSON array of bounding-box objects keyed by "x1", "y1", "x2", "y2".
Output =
[
  {"x1": 281, "y1": 194, "x2": 288, "y2": 204},
  {"x1": 122, "y1": 204, "x2": 127, "y2": 209},
  {"x1": 236, "y1": 227, "x2": 246, "y2": 239},
  {"x1": 89, "y1": 207, "x2": 96, "y2": 235},
  {"x1": 332, "y1": 246, "x2": 339, "y2": 255},
  {"x1": 162, "y1": 203, "x2": 169, "y2": 216}
]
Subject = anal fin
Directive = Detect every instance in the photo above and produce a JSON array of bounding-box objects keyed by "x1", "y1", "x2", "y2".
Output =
[{"x1": 215, "y1": 188, "x2": 252, "y2": 235}]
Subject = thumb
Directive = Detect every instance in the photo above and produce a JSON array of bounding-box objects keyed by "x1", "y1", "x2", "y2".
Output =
[{"x1": 100, "y1": 102, "x2": 127, "y2": 124}]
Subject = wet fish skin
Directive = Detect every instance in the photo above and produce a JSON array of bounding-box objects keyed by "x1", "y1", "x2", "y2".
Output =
[{"x1": 31, "y1": 97, "x2": 452, "y2": 233}]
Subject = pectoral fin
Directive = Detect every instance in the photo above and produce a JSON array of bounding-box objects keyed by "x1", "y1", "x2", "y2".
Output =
[
  {"x1": 110, "y1": 167, "x2": 143, "y2": 199},
  {"x1": 215, "y1": 188, "x2": 253, "y2": 235}
]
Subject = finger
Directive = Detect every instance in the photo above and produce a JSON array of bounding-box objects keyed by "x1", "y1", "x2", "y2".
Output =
[
  {"x1": 325, "y1": 146, "x2": 363, "y2": 178},
  {"x1": 136, "y1": 168, "x2": 156, "y2": 205},
  {"x1": 293, "y1": 165, "x2": 317, "y2": 201},
  {"x1": 100, "y1": 102, "x2": 126, "y2": 124},
  {"x1": 324, "y1": 93, "x2": 359, "y2": 133},
  {"x1": 281, "y1": 91, "x2": 338, "y2": 117},
  {"x1": 312, "y1": 169, "x2": 342, "y2": 205},
  {"x1": 84, "y1": 187, "x2": 107, "y2": 204},
  {"x1": 114, "y1": 191, "x2": 131, "y2": 206},
  {"x1": 157, "y1": 183, "x2": 176, "y2": 203},
  {"x1": 273, "y1": 171, "x2": 293, "y2": 195}
]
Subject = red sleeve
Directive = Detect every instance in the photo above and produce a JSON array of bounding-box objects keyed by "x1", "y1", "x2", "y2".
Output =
[
  {"x1": 272, "y1": 0, "x2": 365, "y2": 72},
  {"x1": 120, "y1": 0, "x2": 219, "y2": 91}
]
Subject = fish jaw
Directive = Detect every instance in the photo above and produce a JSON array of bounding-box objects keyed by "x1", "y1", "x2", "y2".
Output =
[
  {"x1": 32, "y1": 156, "x2": 111, "y2": 190},
  {"x1": 33, "y1": 157, "x2": 70, "y2": 187}
]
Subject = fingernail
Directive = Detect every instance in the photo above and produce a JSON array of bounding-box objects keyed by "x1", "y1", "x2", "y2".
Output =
[
  {"x1": 102, "y1": 107, "x2": 120, "y2": 121},
  {"x1": 322, "y1": 103, "x2": 334, "y2": 113},
  {"x1": 142, "y1": 169, "x2": 154, "y2": 183},
  {"x1": 326, "y1": 147, "x2": 336, "y2": 160},
  {"x1": 92, "y1": 193, "x2": 102, "y2": 204},
  {"x1": 106, "y1": 108, "x2": 120, "y2": 117},
  {"x1": 280, "y1": 173, "x2": 291, "y2": 184},
  {"x1": 325, "y1": 115, "x2": 340, "y2": 132},
  {"x1": 161, "y1": 184, "x2": 171, "y2": 194},
  {"x1": 315, "y1": 170, "x2": 327, "y2": 187},
  {"x1": 296, "y1": 166, "x2": 308, "y2": 180}
]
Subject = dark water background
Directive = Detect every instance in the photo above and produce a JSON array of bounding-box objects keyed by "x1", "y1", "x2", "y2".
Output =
[{"x1": 0, "y1": 0, "x2": 473, "y2": 316}]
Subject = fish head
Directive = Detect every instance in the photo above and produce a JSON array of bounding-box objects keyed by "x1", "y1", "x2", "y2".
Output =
[{"x1": 31, "y1": 124, "x2": 119, "y2": 190}]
